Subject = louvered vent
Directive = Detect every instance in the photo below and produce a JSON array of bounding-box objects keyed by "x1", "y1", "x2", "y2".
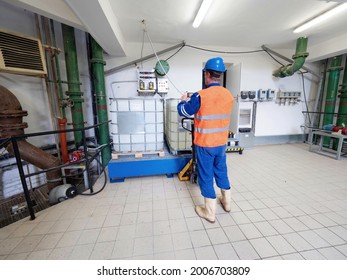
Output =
[{"x1": 0, "y1": 29, "x2": 47, "y2": 76}]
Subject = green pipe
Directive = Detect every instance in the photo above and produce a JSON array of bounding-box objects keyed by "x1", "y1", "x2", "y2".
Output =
[
  {"x1": 317, "y1": 60, "x2": 328, "y2": 119},
  {"x1": 90, "y1": 36, "x2": 111, "y2": 167},
  {"x1": 273, "y1": 37, "x2": 309, "y2": 78},
  {"x1": 62, "y1": 24, "x2": 85, "y2": 148},
  {"x1": 336, "y1": 56, "x2": 347, "y2": 128},
  {"x1": 331, "y1": 56, "x2": 347, "y2": 150},
  {"x1": 322, "y1": 56, "x2": 343, "y2": 147}
]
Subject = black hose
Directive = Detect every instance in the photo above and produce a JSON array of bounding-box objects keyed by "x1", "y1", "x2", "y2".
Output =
[{"x1": 78, "y1": 156, "x2": 107, "y2": 196}]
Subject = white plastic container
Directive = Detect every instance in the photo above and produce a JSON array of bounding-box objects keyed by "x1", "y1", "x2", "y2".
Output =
[
  {"x1": 110, "y1": 98, "x2": 164, "y2": 152},
  {"x1": 164, "y1": 98, "x2": 192, "y2": 154}
]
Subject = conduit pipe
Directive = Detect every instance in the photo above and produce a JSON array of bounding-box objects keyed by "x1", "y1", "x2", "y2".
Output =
[
  {"x1": 322, "y1": 56, "x2": 343, "y2": 147},
  {"x1": 105, "y1": 41, "x2": 185, "y2": 76},
  {"x1": 273, "y1": 37, "x2": 309, "y2": 78},
  {"x1": 62, "y1": 24, "x2": 85, "y2": 148},
  {"x1": 0, "y1": 85, "x2": 62, "y2": 191},
  {"x1": 90, "y1": 36, "x2": 111, "y2": 167}
]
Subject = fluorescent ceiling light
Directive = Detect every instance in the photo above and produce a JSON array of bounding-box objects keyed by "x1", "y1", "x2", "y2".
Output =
[
  {"x1": 294, "y1": 3, "x2": 347, "y2": 33},
  {"x1": 192, "y1": 0, "x2": 213, "y2": 28}
]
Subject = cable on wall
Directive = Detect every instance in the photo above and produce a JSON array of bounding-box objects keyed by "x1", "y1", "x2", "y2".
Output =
[
  {"x1": 300, "y1": 71, "x2": 312, "y2": 126},
  {"x1": 263, "y1": 49, "x2": 285, "y2": 67},
  {"x1": 185, "y1": 44, "x2": 265, "y2": 54}
]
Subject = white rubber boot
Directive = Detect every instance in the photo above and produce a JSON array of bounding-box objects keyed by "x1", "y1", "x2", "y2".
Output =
[
  {"x1": 220, "y1": 189, "x2": 231, "y2": 212},
  {"x1": 195, "y1": 198, "x2": 216, "y2": 223}
]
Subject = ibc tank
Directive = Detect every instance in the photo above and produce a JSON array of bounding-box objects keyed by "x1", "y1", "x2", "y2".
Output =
[
  {"x1": 110, "y1": 98, "x2": 164, "y2": 152},
  {"x1": 164, "y1": 98, "x2": 192, "y2": 155}
]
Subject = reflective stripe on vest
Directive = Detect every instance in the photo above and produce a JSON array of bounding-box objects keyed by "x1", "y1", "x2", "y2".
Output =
[
  {"x1": 195, "y1": 114, "x2": 230, "y2": 120},
  {"x1": 195, "y1": 125, "x2": 230, "y2": 134}
]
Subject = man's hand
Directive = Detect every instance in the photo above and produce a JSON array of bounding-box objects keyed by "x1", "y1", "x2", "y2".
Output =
[{"x1": 181, "y1": 92, "x2": 189, "y2": 102}]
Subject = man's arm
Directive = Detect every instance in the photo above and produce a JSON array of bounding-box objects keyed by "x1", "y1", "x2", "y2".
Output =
[{"x1": 177, "y1": 92, "x2": 200, "y2": 117}]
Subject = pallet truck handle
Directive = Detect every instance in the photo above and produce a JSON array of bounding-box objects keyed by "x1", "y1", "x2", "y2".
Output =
[
  {"x1": 180, "y1": 117, "x2": 197, "y2": 184},
  {"x1": 181, "y1": 117, "x2": 194, "y2": 133}
]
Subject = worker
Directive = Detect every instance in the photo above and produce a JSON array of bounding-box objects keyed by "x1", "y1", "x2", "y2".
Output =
[{"x1": 177, "y1": 57, "x2": 234, "y2": 223}]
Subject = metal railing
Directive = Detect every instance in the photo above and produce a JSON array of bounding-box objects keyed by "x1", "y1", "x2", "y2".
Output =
[{"x1": 0, "y1": 121, "x2": 111, "y2": 221}]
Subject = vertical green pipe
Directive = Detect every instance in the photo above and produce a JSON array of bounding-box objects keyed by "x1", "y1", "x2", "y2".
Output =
[
  {"x1": 317, "y1": 60, "x2": 328, "y2": 119},
  {"x1": 322, "y1": 56, "x2": 342, "y2": 147},
  {"x1": 332, "y1": 56, "x2": 347, "y2": 150},
  {"x1": 90, "y1": 36, "x2": 111, "y2": 166},
  {"x1": 336, "y1": 56, "x2": 347, "y2": 127},
  {"x1": 62, "y1": 24, "x2": 85, "y2": 148}
]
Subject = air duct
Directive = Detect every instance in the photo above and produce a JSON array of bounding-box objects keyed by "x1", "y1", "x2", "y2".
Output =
[
  {"x1": 273, "y1": 37, "x2": 309, "y2": 78},
  {"x1": 0, "y1": 85, "x2": 61, "y2": 191}
]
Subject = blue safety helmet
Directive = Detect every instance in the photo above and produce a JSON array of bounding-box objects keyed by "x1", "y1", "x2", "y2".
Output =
[{"x1": 204, "y1": 57, "x2": 226, "y2": 72}]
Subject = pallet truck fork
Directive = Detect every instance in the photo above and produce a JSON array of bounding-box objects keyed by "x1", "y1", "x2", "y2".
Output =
[{"x1": 178, "y1": 117, "x2": 198, "y2": 184}]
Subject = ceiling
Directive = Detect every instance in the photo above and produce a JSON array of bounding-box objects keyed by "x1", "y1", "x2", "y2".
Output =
[{"x1": 3, "y1": 0, "x2": 347, "y2": 61}]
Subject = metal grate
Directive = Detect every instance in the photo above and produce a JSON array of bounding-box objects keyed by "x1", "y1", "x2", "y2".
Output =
[
  {"x1": 0, "y1": 185, "x2": 50, "y2": 228},
  {"x1": 342, "y1": 140, "x2": 347, "y2": 157},
  {"x1": 0, "y1": 29, "x2": 47, "y2": 76}
]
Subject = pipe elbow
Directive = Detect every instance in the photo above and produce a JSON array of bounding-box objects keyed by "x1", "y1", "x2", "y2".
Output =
[
  {"x1": 272, "y1": 37, "x2": 309, "y2": 78},
  {"x1": 274, "y1": 57, "x2": 306, "y2": 77}
]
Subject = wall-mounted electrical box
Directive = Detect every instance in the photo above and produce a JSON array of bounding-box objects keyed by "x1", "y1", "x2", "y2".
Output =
[
  {"x1": 137, "y1": 69, "x2": 156, "y2": 96},
  {"x1": 257, "y1": 89, "x2": 267, "y2": 101},
  {"x1": 277, "y1": 91, "x2": 301, "y2": 105},
  {"x1": 248, "y1": 91, "x2": 256, "y2": 100},
  {"x1": 240, "y1": 91, "x2": 249, "y2": 101},
  {"x1": 240, "y1": 90, "x2": 256, "y2": 101},
  {"x1": 266, "y1": 89, "x2": 276, "y2": 101},
  {"x1": 157, "y1": 78, "x2": 169, "y2": 95}
]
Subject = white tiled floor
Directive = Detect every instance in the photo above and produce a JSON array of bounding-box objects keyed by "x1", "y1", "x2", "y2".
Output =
[{"x1": 1, "y1": 143, "x2": 347, "y2": 260}]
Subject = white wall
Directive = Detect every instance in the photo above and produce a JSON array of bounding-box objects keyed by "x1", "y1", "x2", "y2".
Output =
[
  {"x1": 105, "y1": 42, "x2": 320, "y2": 137},
  {"x1": 0, "y1": 1, "x2": 321, "y2": 145}
]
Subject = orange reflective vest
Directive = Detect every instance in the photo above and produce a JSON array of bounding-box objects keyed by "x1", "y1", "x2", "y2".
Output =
[{"x1": 194, "y1": 86, "x2": 234, "y2": 147}]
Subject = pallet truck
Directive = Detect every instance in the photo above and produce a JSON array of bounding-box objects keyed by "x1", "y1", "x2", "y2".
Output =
[{"x1": 178, "y1": 117, "x2": 198, "y2": 184}]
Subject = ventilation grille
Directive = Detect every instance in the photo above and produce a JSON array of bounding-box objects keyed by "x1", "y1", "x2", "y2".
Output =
[{"x1": 0, "y1": 29, "x2": 47, "y2": 76}]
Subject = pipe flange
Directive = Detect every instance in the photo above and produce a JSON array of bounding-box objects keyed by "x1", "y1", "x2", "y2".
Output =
[
  {"x1": 327, "y1": 66, "x2": 343, "y2": 72},
  {"x1": 0, "y1": 123, "x2": 28, "y2": 138},
  {"x1": 0, "y1": 110, "x2": 28, "y2": 118},
  {"x1": 90, "y1": 58, "x2": 106, "y2": 65},
  {"x1": 292, "y1": 52, "x2": 309, "y2": 59},
  {"x1": 65, "y1": 90, "x2": 84, "y2": 97}
]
